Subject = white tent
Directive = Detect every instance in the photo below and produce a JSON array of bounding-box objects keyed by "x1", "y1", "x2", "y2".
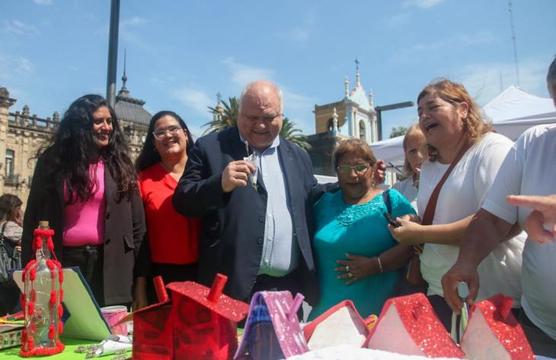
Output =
[{"x1": 371, "y1": 86, "x2": 556, "y2": 168}]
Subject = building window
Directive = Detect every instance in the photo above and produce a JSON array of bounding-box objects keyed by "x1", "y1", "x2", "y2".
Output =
[
  {"x1": 5, "y1": 149, "x2": 14, "y2": 178},
  {"x1": 359, "y1": 121, "x2": 366, "y2": 141}
]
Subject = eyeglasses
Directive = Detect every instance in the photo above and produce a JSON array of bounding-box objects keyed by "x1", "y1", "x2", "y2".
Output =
[
  {"x1": 241, "y1": 113, "x2": 282, "y2": 123},
  {"x1": 336, "y1": 164, "x2": 371, "y2": 175},
  {"x1": 153, "y1": 126, "x2": 183, "y2": 140}
]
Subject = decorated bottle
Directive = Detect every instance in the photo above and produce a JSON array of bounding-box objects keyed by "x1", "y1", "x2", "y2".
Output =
[{"x1": 20, "y1": 221, "x2": 64, "y2": 357}]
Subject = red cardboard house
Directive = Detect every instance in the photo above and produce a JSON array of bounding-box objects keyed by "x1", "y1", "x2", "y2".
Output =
[
  {"x1": 365, "y1": 293, "x2": 464, "y2": 358},
  {"x1": 133, "y1": 274, "x2": 249, "y2": 360},
  {"x1": 460, "y1": 294, "x2": 534, "y2": 360}
]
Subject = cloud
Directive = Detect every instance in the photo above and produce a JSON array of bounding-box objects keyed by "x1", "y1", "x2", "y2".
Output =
[
  {"x1": 0, "y1": 54, "x2": 34, "y2": 81},
  {"x1": 455, "y1": 57, "x2": 548, "y2": 105},
  {"x1": 172, "y1": 87, "x2": 213, "y2": 116},
  {"x1": 1, "y1": 20, "x2": 39, "y2": 36},
  {"x1": 403, "y1": 0, "x2": 446, "y2": 9},
  {"x1": 287, "y1": 13, "x2": 316, "y2": 43},
  {"x1": 392, "y1": 31, "x2": 495, "y2": 63},
  {"x1": 222, "y1": 58, "x2": 274, "y2": 87},
  {"x1": 33, "y1": 0, "x2": 53, "y2": 5},
  {"x1": 121, "y1": 16, "x2": 148, "y2": 28}
]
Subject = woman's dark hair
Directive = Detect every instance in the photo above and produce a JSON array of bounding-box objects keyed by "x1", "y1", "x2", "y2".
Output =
[
  {"x1": 135, "y1": 111, "x2": 194, "y2": 172},
  {"x1": 41, "y1": 94, "x2": 137, "y2": 203},
  {"x1": 0, "y1": 194, "x2": 23, "y2": 222}
]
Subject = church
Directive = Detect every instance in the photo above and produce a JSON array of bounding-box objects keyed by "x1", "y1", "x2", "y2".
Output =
[{"x1": 307, "y1": 61, "x2": 379, "y2": 176}]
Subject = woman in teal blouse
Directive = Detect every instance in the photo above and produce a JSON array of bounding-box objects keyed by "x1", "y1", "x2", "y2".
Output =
[{"x1": 309, "y1": 139, "x2": 415, "y2": 320}]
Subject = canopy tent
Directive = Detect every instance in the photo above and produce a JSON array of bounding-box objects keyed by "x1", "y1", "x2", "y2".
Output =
[{"x1": 371, "y1": 85, "x2": 556, "y2": 168}]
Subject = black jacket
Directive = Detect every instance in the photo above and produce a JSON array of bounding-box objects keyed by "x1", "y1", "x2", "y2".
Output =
[
  {"x1": 22, "y1": 149, "x2": 147, "y2": 305},
  {"x1": 173, "y1": 127, "x2": 330, "y2": 305}
]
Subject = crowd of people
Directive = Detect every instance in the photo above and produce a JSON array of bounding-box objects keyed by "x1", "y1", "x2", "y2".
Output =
[{"x1": 0, "y1": 58, "x2": 554, "y2": 356}]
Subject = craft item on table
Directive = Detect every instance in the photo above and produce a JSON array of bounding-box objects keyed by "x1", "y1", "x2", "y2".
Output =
[
  {"x1": 0, "y1": 320, "x2": 24, "y2": 350},
  {"x1": 235, "y1": 291, "x2": 307, "y2": 359},
  {"x1": 288, "y1": 344, "x2": 462, "y2": 360},
  {"x1": 101, "y1": 306, "x2": 129, "y2": 336},
  {"x1": 244, "y1": 140, "x2": 258, "y2": 190},
  {"x1": 19, "y1": 221, "x2": 64, "y2": 357},
  {"x1": 460, "y1": 294, "x2": 534, "y2": 360},
  {"x1": 303, "y1": 300, "x2": 370, "y2": 350},
  {"x1": 450, "y1": 282, "x2": 469, "y2": 344},
  {"x1": 133, "y1": 274, "x2": 249, "y2": 360},
  {"x1": 14, "y1": 266, "x2": 111, "y2": 341},
  {"x1": 366, "y1": 293, "x2": 464, "y2": 358},
  {"x1": 74, "y1": 334, "x2": 132, "y2": 358}
]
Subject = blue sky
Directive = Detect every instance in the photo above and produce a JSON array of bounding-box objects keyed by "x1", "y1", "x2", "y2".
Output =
[{"x1": 1, "y1": 0, "x2": 555, "y2": 138}]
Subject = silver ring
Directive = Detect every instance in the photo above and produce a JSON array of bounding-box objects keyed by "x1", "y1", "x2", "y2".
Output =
[{"x1": 345, "y1": 265, "x2": 350, "y2": 272}]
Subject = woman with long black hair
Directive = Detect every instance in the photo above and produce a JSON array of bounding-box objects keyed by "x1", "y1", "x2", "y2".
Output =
[{"x1": 22, "y1": 94, "x2": 147, "y2": 309}]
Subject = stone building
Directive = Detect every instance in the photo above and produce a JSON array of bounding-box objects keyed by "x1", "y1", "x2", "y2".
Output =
[
  {"x1": 0, "y1": 74, "x2": 151, "y2": 206},
  {"x1": 307, "y1": 61, "x2": 378, "y2": 175}
]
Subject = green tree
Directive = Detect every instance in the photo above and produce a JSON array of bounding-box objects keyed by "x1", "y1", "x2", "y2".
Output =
[
  {"x1": 204, "y1": 97, "x2": 239, "y2": 135},
  {"x1": 205, "y1": 96, "x2": 310, "y2": 150},
  {"x1": 390, "y1": 126, "x2": 408, "y2": 138}
]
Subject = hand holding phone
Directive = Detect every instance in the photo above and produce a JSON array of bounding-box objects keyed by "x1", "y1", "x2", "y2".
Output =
[{"x1": 384, "y1": 212, "x2": 401, "y2": 228}]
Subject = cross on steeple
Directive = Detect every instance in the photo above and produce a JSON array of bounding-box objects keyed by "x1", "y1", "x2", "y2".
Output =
[{"x1": 355, "y1": 58, "x2": 361, "y2": 87}]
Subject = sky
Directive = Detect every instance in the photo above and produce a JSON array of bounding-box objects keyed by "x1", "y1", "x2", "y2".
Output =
[{"x1": 1, "y1": 0, "x2": 555, "y2": 139}]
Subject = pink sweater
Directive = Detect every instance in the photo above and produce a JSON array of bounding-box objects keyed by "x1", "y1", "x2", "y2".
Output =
[{"x1": 62, "y1": 161, "x2": 105, "y2": 247}]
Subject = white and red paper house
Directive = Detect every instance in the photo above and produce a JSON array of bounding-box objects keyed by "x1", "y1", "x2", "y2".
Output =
[
  {"x1": 365, "y1": 293, "x2": 464, "y2": 358},
  {"x1": 303, "y1": 300, "x2": 371, "y2": 350},
  {"x1": 460, "y1": 294, "x2": 534, "y2": 360}
]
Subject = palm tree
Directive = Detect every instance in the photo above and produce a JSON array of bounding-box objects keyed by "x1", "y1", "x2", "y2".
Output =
[
  {"x1": 205, "y1": 96, "x2": 310, "y2": 150},
  {"x1": 204, "y1": 97, "x2": 239, "y2": 135},
  {"x1": 280, "y1": 117, "x2": 311, "y2": 150}
]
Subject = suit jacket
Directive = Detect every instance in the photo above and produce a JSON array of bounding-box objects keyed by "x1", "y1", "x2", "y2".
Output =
[
  {"x1": 22, "y1": 148, "x2": 147, "y2": 306},
  {"x1": 173, "y1": 127, "x2": 327, "y2": 305}
]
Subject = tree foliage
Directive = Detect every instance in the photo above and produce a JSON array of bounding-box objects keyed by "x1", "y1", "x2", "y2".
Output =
[{"x1": 390, "y1": 126, "x2": 408, "y2": 138}]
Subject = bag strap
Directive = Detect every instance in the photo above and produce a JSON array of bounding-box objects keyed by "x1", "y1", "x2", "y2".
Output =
[
  {"x1": 382, "y1": 189, "x2": 392, "y2": 215},
  {"x1": 0, "y1": 222, "x2": 6, "y2": 246},
  {"x1": 421, "y1": 141, "x2": 473, "y2": 226}
]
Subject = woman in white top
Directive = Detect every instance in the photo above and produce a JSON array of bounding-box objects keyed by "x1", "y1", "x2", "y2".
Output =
[
  {"x1": 393, "y1": 124, "x2": 426, "y2": 209},
  {"x1": 390, "y1": 79, "x2": 524, "y2": 329}
]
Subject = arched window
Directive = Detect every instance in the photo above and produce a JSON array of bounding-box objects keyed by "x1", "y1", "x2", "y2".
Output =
[{"x1": 359, "y1": 121, "x2": 366, "y2": 141}]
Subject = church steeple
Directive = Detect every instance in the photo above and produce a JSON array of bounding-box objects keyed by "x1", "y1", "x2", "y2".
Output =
[
  {"x1": 355, "y1": 58, "x2": 361, "y2": 88},
  {"x1": 118, "y1": 50, "x2": 130, "y2": 98}
]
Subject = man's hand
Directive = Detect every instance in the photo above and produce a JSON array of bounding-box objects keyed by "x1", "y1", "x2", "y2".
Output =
[
  {"x1": 441, "y1": 260, "x2": 480, "y2": 314},
  {"x1": 221, "y1": 160, "x2": 256, "y2": 193},
  {"x1": 507, "y1": 194, "x2": 556, "y2": 243},
  {"x1": 374, "y1": 160, "x2": 386, "y2": 184}
]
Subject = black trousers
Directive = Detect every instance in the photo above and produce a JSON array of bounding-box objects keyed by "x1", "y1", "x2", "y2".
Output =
[{"x1": 62, "y1": 245, "x2": 104, "y2": 307}]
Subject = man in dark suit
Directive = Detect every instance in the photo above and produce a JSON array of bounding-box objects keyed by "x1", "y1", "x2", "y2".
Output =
[{"x1": 173, "y1": 80, "x2": 326, "y2": 305}]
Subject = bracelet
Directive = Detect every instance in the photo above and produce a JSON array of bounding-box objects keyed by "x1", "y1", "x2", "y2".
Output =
[{"x1": 376, "y1": 256, "x2": 384, "y2": 273}]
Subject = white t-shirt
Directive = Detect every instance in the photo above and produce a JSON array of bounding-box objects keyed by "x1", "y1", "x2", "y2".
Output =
[
  {"x1": 417, "y1": 132, "x2": 524, "y2": 302},
  {"x1": 393, "y1": 177, "x2": 418, "y2": 211},
  {"x1": 482, "y1": 124, "x2": 556, "y2": 340}
]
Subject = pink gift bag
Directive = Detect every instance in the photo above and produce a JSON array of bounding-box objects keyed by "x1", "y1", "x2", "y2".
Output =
[{"x1": 235, "y1": 291, "x2": 308, "y2": 360}]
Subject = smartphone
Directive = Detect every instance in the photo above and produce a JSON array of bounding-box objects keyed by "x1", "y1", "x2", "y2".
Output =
[{"x1": 383, "y1": 212, "x2": 401, "y2": 228}]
